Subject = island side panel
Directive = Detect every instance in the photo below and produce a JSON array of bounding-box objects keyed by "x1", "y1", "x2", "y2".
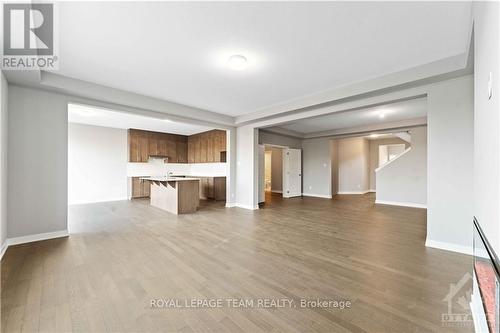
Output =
[
  {"x1": 150, "y1": 181, "x2": 178, "y2": 214},
  {"x1": 178, "y1": 180, "x2": 200, "y2": 214}
]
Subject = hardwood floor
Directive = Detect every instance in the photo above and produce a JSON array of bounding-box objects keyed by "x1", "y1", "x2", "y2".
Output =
[{"x1": 1, "y1": 193, "x2": 473, "y2": 332}]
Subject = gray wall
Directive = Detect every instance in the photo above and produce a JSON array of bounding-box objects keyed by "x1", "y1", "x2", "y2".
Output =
[
  {"x1": 302, "y1": 138, "x2": 331, "y2": 197},
  {"x1": 427, "y1": 75, "x2": 474, "y2": 252},
  {"x1": 259, "y1": 130, "x2": 302, "y2": 149},
  {"x1": 376, "y1": 127, "x2": 427, "y2": 206},
  {"x1": 369, "y1": 137, "x2": 409, "y2": 191},
  {"x1": 8, "y1": 85, "x2": 69, "y2": 237},
  {"x1": 269, "y1": 147, "x2": 283, "y2": 192},
  {"x1": 337, "y1": 137, "x2": 370, "y2": 193},
  {"x1": 1, "y1": 73, "x2": 8, "y2": 248}
]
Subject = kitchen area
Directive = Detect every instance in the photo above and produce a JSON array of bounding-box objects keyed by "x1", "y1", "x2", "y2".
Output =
[
  {"x1": 67, "y1": 103, "x2": 228, "y2": 217},
  {"x1": 127, "y1": 128, "x2": 227, "y2": 214}
]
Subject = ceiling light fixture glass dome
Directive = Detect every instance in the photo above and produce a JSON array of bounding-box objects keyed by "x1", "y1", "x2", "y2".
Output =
[{"x1": 227, "y1": 55, "x2": 248, "y2": 70}]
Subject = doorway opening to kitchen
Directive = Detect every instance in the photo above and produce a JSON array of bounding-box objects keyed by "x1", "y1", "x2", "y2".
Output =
[{"x1": 67, "y1": 103, "x2": 229, "y2": 232}]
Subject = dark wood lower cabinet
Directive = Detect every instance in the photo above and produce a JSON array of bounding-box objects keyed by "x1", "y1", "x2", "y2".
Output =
[
  {"x1": 131, "y1": 177, "x2": 150, "y2": 198},
  {"x1": 132, "y1": 176, "x2": 226, "y2": 201},
  {"x1": 198, "y1": 177, "x2": 226, "y2": 201}
]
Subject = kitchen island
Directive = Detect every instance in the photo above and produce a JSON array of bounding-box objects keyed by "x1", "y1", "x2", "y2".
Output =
[{"x1": 140, "y1": 177, "x2": 200, "y2": 214}]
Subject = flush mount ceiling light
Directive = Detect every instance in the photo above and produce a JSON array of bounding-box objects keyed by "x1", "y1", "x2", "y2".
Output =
[{"x1": 227, "y1": 54, "x2": 248, "y2": 71}]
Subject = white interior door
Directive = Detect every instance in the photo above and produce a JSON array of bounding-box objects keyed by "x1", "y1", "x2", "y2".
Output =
[
  {"x1": 258, "y1": 145, "x2": 265, "y2": 203},
  {"x1": 283, "y1": 148, "x2": 302, "y2": 198}
]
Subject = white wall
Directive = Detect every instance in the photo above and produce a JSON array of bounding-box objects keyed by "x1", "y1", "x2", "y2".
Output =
[
  {"x1": 302, "y1": 138, "x2": 331, "y2": 198},
  {"x1": 68, "y1": 123, "x2": 128, "y2": 205},
  {"x1": 369, "y1": 138, "x2": 409, "y2": 191},
  {"x1": 376, "y1": 127, "x2": 427, "y2": 207},
  {"x1": 0, "y1": 72, "x2": 8, "y2": 252},
  {"x1": 259, "y1": 130, "x2": 302, "y2": 149},
  {"x1": 337, "y1": 137, "x2": 370, "y2": 194},
  {"x1": 236, "y1": 126, "x2": 258, "y2": 209},
  {"x1": 427, "y1": 75, "x2": 474, "y2": 253},
  {"x1": 473, "y1": 1, "x2": 500, "y2": 253}
]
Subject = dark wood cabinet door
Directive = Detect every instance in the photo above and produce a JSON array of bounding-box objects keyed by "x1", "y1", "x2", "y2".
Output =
[
  {"x1": 148, "y1": 133, "x2": 158, "y2": 156},
  {"x1": 207, "y1": 132, "x2": 214, "y2": 163},
  {"x1": 188, "y1": 138, "x2": 195, "y2": 163},
  {"x1": 200, "y1": 133, "x2": 208, "y2": 163},
  {"x1": 214, "y1": 177, "x2": 226, "y2": 201},
  {"x1": 167, "y1": 139, "x2": 177, "y2": 163},
  {"x1": 177, "y1": 141, "x2": 187, "y2": 163},
  {"x1": 194, "y1": 137, "x2": 201, "y2": 163},
  {"x1": 138, "y1": 132, "x2": 149, "y2": 162},
  {"x1": 128, "y1": 129, "x2": 140, "y2": 162}
]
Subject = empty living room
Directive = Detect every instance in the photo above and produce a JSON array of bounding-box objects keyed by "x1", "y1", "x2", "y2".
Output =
[{"x1": 1, "y1": 1, "x2": 499, "y2": 332}]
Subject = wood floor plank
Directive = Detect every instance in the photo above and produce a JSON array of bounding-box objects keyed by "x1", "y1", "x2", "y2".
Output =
[{"x1": 1, "y1": 193, "x2": 474, "y2": 332}]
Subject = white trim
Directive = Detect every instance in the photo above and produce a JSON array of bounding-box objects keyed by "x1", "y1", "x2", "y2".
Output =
[
  {"x1": 375, "y1": 147, "x2": 412, "y2": 172},
  {"x1": 375, "y1": 200, "x2": 427, "y2": 209},
  {"x1": 68, "y1": 197, "x2": 129, "y2": 206},
  {"x1": 271, "y1": 190, "x2": 283, "y2": 194},
  {"x1": 225, "y1": 202, "x2": 236, "y2": 208},
  {"x1": 302, "y1": 193, "x2": 332, "y2": 199},
  {"x1": 1, "y1": 230, "x2": 69, "y2": 261},
  {"x1": 424, "y1": 239, "x2": 472, "y2": 255},
  {"x1": 0, "y1": 241, "x2": 7, "y2": 261},
  {"x1": 232, "y1": 203, "x2": 259, "y2": 210},
  {"x1": 7, "y1": 230, "x2": 69, "y2": 246},
  {"x1": 471, "y1": 271, "x2": 489, "y2": 333},
  {"x1": 337, "y1": 191, "x2": 370, "y2": 195},
  {"x1": 368, "y1": 189, "x2": 376, "y2": 193}
]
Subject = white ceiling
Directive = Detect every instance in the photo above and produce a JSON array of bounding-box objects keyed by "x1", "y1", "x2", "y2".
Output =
[
  {"x1": 274, "y1": 97, "x2": 427, "y2": 134},
  {"x1": 68, "y1": 104, "x2": 213, "y2": 135},
  {"x1": 54, "y1": 2, "x2": 471, "y2": 117}
]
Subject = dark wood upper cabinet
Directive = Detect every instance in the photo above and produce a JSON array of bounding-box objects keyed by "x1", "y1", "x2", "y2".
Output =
[
  {"x1": 128, "y1": 129, "x2": 225, "y2": 164},
  {"x1": 128, "y1": 129, "x2": 187, "y2": 163}
]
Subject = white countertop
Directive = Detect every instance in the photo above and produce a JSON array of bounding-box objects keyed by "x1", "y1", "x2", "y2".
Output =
[{"x1": 140, "y1": 176, "x2": 200, "y2": 182}]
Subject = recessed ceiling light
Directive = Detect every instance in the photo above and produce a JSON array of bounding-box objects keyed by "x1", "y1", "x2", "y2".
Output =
[
  {"x1": 379, "y1": 112, "x2": 386, "y2": 119},
  {"x1": 227, "y1": 55, "x2": 248, "y2": 70},
  {"x1": 163, "y1": 118, "x2": 173, "y2": 123}
]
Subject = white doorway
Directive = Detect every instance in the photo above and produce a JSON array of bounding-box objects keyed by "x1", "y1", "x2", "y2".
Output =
[{"x1": 283, "y1": 148, "x2": 302, "y2": 198}]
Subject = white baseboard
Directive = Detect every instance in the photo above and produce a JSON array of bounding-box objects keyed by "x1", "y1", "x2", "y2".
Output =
[
  {"x1": 375, "y1": 200, "x2": 427, "y2": 209},
  {"x1": 271, "y1": 190, "x2": 282, "y2": 194},
  {"x1": 302, "y1": 193, "x2": 332, "y2": 199},
  {"x1": 425, "y1": 239, "x2": 473, "y2": 255},
  {"x1": 471, "y1": 271, "x2": 489, "y2": 333},
  {"x1": 69, "y1": 197, "x2": 129, "y2": 206},
  {"x1": 0, "y1": 229, "x2": 69, "y2": 261},
  {"x1": 368, "y1": 189, "x2": 376, "y2": 193},
  {"x1": 231, "y1": 203, "x2": 259, "y2": 210},
  {"x1": 337, "y1": 191, "x2": 370, "y2": 195},
  {"x1": 0, "y1": 241, "x2": 7, "y2": 261},
  {"x1": 225, "y1": 202, "x2": 236, "y2": 208}
]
